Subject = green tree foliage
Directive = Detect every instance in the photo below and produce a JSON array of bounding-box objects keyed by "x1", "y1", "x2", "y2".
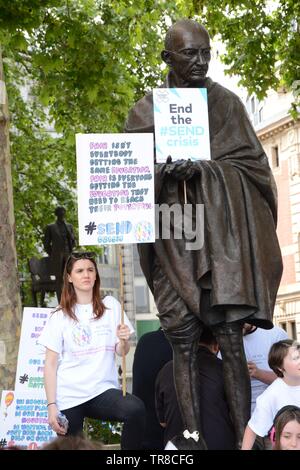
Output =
[
  {"x1": 0, "y1": 0, "x2": 299, "y2": 304},
  {"x1": 1, "y1": 1, "x2": 182, "y2": 303},
  {"x1": 84, "y1": 417, "x2": 122, "y2": 445},
  {"x1": 184, "y1": 0, "x2": 300, "y2": 114},
  {"x1": 4, "y1": 47, "x2": 77, "y2": 297}
]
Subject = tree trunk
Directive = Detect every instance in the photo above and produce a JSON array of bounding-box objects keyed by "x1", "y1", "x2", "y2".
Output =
[{"x1": 0, "y1": 47, "x2": 22, "y2": 392}]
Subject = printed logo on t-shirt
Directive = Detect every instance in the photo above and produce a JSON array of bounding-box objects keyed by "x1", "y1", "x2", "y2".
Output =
[{"x1": 72, "y1": 323, "x2": 92, "y2": 347}]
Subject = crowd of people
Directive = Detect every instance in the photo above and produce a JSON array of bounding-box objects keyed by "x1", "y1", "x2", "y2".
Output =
[
  {"x1": 3, "y1": 309, "x2": 299, "y2": 451},
  {"x1": 35, "y1": 249, "x2": 300, "y2": 451},
  {"x1": 133, "y1": 324, "x2": 300, "y2": 451}
]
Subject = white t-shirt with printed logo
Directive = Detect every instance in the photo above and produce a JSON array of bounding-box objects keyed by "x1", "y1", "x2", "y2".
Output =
[{"x1": 38, "y1": 296, "x2": 134, "y2": 411}]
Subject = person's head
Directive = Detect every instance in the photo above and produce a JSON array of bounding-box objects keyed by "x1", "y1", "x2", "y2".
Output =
[
  {"x1": 272, "y1": 406, "x2": 300, "y2": 450},
  {"x1": 268, "y1": 339, "x2": 300, "y2": 380},
  {"x1": 41, "y1": 434, "x2": 103, "y2": 450},
  {"x1": 0, "y1": 444, "x2": 24, "y2": 450},
  {"x1": 161, "y1": 19, "x2": 211, "y2": 87},
  {"x1": 199, "y1": 325, "x2": 219, "y2": 354},
  {"x1": 59, "y1": 252, "x2": 106, "y2": 320},
  {"x1": 54, "y1": 206, "x2": 66, "y2": 221}
]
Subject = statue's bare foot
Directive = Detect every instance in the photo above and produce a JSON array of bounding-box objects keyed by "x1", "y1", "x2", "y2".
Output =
[{"x1": 170, "y1": 433, "x2": 207, "y2": 450}]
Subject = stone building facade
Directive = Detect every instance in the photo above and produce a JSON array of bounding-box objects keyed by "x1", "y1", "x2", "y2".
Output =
[{"x1": 248, "y1": 91, "x2": 300, "y2": 340}]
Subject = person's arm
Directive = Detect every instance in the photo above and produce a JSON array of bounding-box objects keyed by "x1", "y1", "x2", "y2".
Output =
[
  {"x1": 247, "y1": 361, "x2": 277, "y2": 385},
  {"x1": 43, "y1": 226, "x2": 52, "y2": 256},
  {"x1": 115, "y1": 324, "x2": 130, "y2": 356},
  {"x1": 155, "y1": 371, "x2": 166, "y2": 428},
  {"x1": 44, "y1": 347, "x2": 66, "y2": 435},
  {"x1": 68, "y1": 224, "x2": 76, "y2": 249},
  {"x1": 241, "y1": 425, "x2": 257, "y2": 450}
]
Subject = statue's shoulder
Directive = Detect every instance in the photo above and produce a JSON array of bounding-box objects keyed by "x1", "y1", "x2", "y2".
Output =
[
  {"x1": 209, "y1": 79, "x2": 244, "y2": 107},
  {"x1": 129, "y1": 91, "x2": 153, "y2": 113},
  {"x1": 125, "y1": 91, "x2": 154, "y2": 133},
  {"x1": 206, "y1": 80, "x2": 247, "y2": 124}
]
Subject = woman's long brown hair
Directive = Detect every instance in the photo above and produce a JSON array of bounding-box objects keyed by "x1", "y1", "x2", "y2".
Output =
[
  {"x1": 57, "y1": 256, "x2": 106, "y2": 321},
  {"x1": 273, "y1": 407, "x2": 300, "y2": 450}
]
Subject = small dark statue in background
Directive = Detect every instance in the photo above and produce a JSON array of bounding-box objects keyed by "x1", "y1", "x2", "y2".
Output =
[{"x1": 44, "y1": 207, "x2": 76, "y2": 302}]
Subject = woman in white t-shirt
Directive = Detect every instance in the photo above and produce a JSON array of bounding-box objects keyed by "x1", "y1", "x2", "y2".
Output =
[{"x1": 39, "y1": 252, "x2": 145, "y2": 450}]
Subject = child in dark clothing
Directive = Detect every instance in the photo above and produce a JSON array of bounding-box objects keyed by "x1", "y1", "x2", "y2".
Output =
[{"x1": 155, "y1": 326, "x2": 236, "y2": 450}]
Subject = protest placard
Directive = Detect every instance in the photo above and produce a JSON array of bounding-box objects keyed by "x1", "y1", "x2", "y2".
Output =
[
  {"x1": 0, "y1": 308, "x2": 56, "y2": 449},
  {"x1": 153, "y1": 88, "x2": 211, "y2": 162},
  {"x1": 76, "y1": 133, "x2": 155, "y2": 246},
  {"x1": 15, "y1": 307, "x2": 52, "y2": 392},
  {"x1": 0, "y1": 389, "x2": 55, "y2": 449}
]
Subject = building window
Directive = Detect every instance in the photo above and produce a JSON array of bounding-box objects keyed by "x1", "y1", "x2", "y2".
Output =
[
  {"x1": 98, "y1": 245, "x2": 117, "y2": 265},
  {"x1": 133, "y1": 244, "x2": 144, "y2": 276},
  {"x1": 271, "y1": 146, "x2": 279, "y2": 168},
  {"x1": 98, "y1": 246, "x2": 109, "y2": 264},
  {"x1": 258, "y1": 107, "x2": 263, "y2": 123},
  {"x1": 135, "y1": 284, "x2": 150, "y2": 314},
  {"x1": 280, "y1": 322, "x2": 287, "y2": 332},
  {"x1": 290, "y1": 321, "x2": 297, "y2": 340},
  {"x1": 251, "y1": 96, "x2": 255, "y2": 114}
]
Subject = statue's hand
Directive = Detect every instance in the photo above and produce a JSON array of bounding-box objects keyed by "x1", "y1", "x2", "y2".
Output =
[
  {"x1": 155, "y1": 156, "x2": 172, "y2": 175},
  {"x1": 154, "y1": 155, "x2": 172, "y2": 171},
  {"x1": 166, "y1": 159, "x2": 195, "y2": 181}
]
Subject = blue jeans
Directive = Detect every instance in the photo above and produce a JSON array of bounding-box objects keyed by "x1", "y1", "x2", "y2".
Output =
[{"x1": 61, "y1": 388, "x2": 146, "y2": 450}]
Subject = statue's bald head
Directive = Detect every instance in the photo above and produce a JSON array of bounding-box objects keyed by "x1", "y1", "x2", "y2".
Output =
[
  {"x1": 162, "y1": 19, "x2": 211, "y2": 86},
  {"x1": 165, "y1": 19, "x2": 210, "y2": 51}
]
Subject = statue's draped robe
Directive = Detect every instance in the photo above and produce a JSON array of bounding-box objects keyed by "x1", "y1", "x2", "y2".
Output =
[{"x1": 125, "y1": 75, "x2": 282, "y2": 328}]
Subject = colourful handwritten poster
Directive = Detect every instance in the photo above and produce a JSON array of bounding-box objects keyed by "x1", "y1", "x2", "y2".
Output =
[
  {"x1": 15, "y1": 307, "x2": 52, "y2": 392},
  {"x1": 153, "y1": 88, "x2": 211, "y2": 162},
  {"x1": 76, "y1": 133, "x2": 155, "y2": 246},
  {"x1": 0, "y1": 390, "x2": 56, "y2": 449}
]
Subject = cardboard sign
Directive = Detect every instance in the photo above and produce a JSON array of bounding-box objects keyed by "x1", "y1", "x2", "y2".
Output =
[
  {"x1": 0, "y1": 390, "x2": 55, "y2": 449},
  {"x1": 153, "y1": 88, "x2": 211, "y2": 162},
  {"x1": 76, "y1": 133, "x2": 155, "y2": 246},
  {"x1": 0, "y1": 308, "x2": 57, "y2": 449},
  {"x1": 15, "y1": 307, "x2": 53, "y2": 392}
]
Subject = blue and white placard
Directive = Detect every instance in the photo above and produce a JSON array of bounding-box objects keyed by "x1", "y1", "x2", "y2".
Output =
[{"x1": 153, "y1": 88, "x2": 211, "y2": 162}]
